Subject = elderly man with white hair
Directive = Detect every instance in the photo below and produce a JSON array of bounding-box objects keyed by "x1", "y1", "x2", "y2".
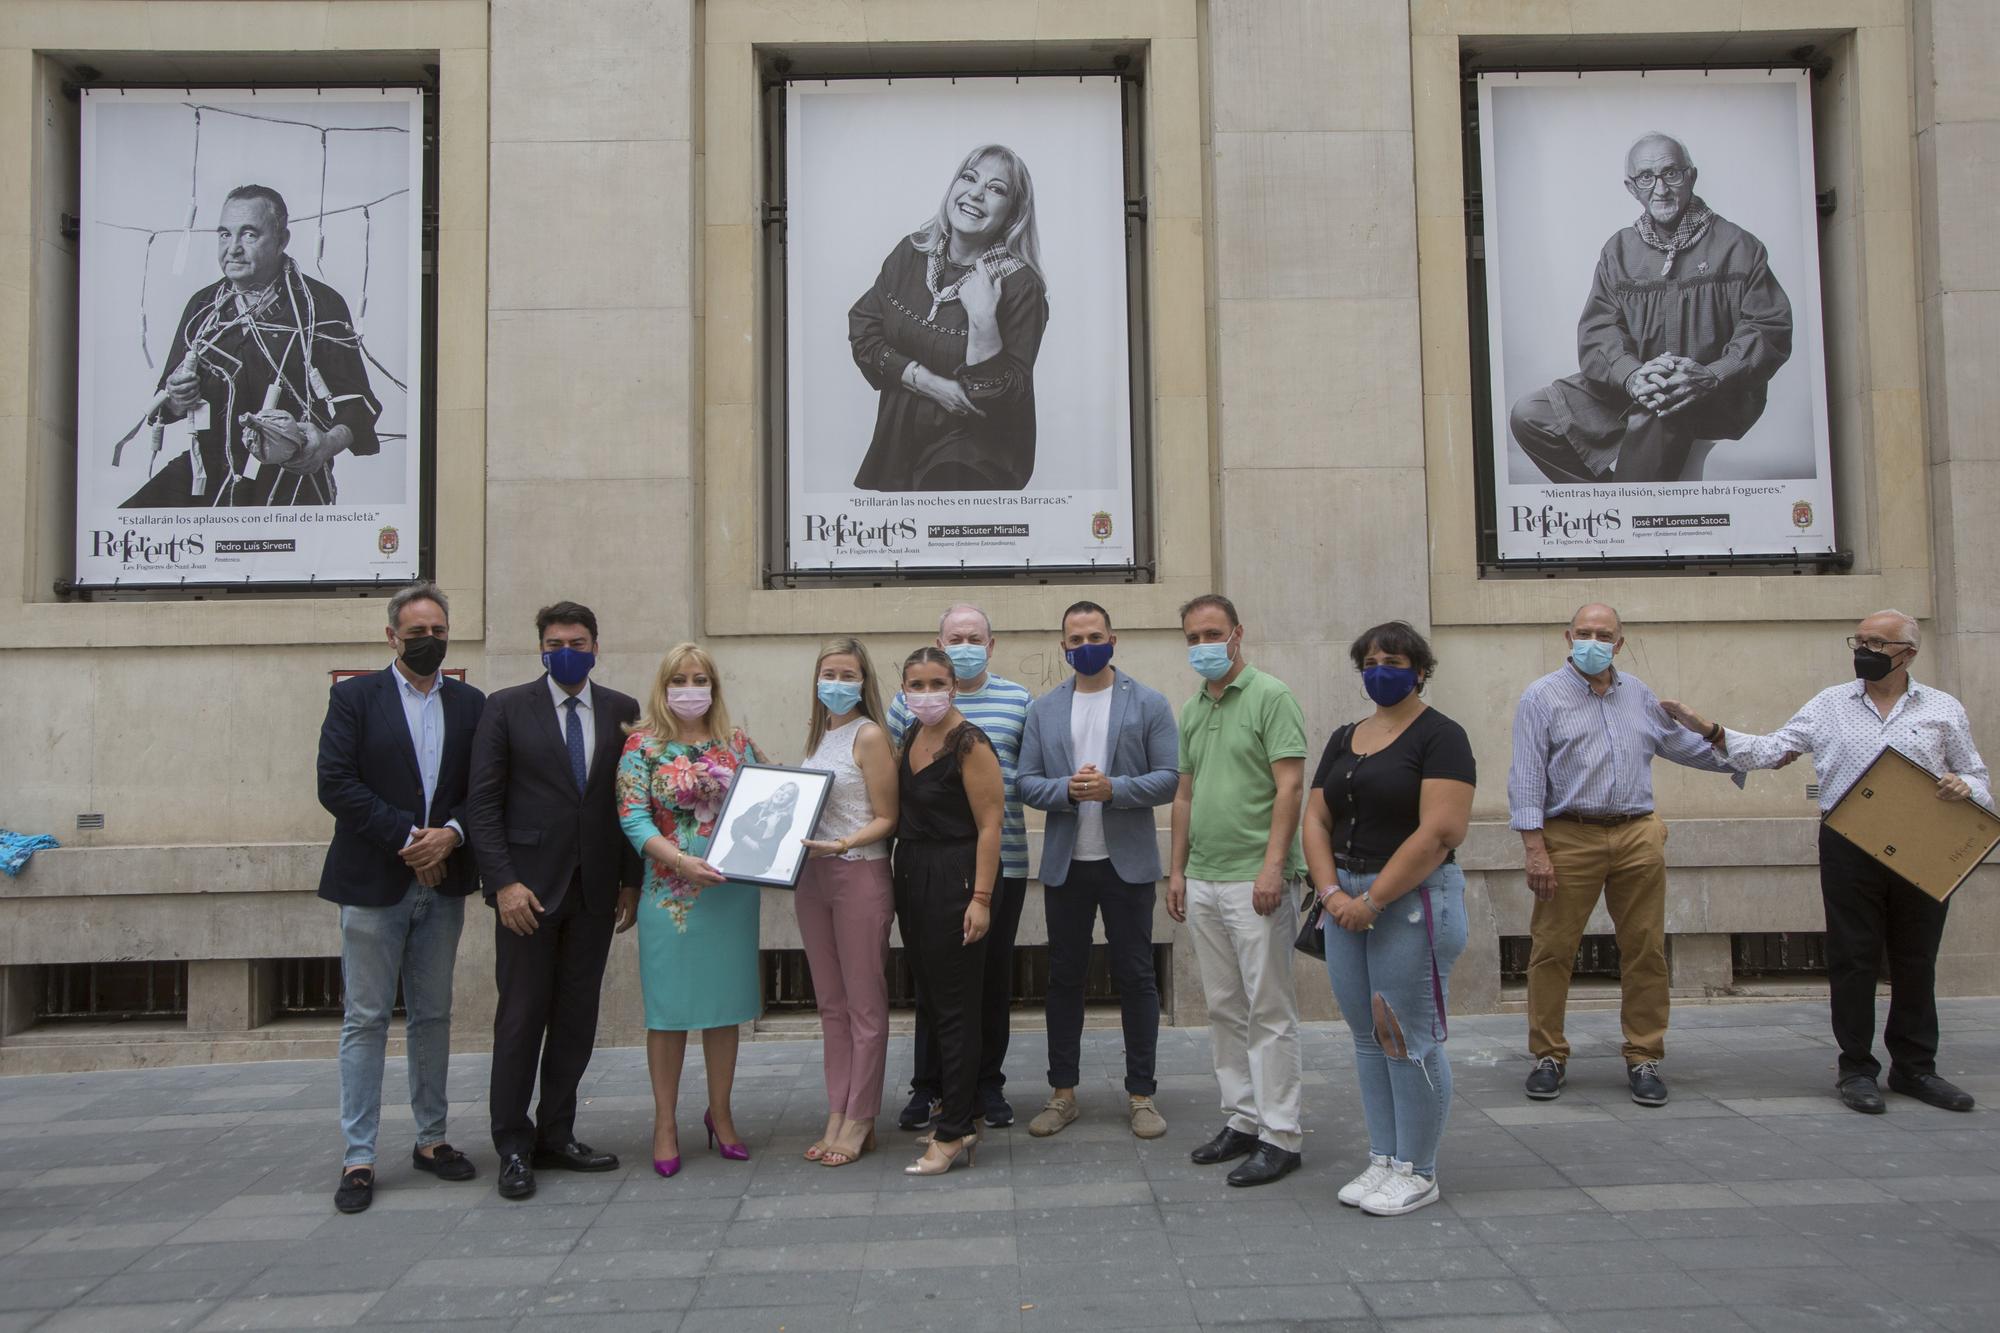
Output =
[
  {"x1": 1662, "y1": 611, "x2": 1990, "y2": 1116},
  {"x1": 1508, "y1": 131, "x2": 1794, "y2": 484}
]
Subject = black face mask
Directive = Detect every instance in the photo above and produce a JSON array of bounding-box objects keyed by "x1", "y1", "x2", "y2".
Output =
[
  {"x1": 1853, "y1": 646, "x2": 1895, "y2": 682},
  {"x1": 400, "y1": 634, "x2": 448, "y2": 676}
]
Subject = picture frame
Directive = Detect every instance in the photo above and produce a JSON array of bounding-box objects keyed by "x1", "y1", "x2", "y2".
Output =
[{"x1": 704, "y1": 763, "x2": 835, "y2": 889}]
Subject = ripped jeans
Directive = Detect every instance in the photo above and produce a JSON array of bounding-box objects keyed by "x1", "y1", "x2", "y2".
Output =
[{"x1": 1322, "y1": 863, "x2": 1468, "y2": 1179}]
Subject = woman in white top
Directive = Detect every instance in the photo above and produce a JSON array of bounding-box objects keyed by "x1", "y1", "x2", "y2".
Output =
[{"x1": 796, "y1": 637, "x2": 900, "y2": 1167}]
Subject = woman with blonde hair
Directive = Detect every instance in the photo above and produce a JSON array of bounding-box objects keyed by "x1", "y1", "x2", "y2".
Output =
[
  {"x1": 615, "y1": 642, "x2": 765, "y2": 1177},
  {"x1": 848, "y1": 143, "x2": 1050, "y2": 492},
  {"x1": 794, "y1": 638, "x2": 899, "y2": 1168}
]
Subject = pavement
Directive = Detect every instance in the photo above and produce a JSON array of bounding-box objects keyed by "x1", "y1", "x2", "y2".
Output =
[{"x1": 1, "y1": 996, "x2": 1998, "y2": 1332}]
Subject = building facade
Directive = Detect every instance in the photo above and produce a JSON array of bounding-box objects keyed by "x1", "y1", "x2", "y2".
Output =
[{"x1": 2, "y1": 0, "x2": 1995, "y2": 1071}]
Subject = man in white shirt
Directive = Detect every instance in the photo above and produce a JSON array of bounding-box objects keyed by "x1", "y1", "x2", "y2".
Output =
[
  {"x1": 1017, "y1": 602, "x2": 1181, "y2": 1140},
  {"x1": 1663, "y1": 609, "x2": 1989, "y2": 1115}
]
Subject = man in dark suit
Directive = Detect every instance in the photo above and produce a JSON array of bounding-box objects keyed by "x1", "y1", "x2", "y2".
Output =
[
  {"x1": 1016, "y1": 601, "x2": 1180, "y2": 1143},
  {"x1": 467, "y1": 601, "x2": 641, "y2": 1200},
  {"x1": 317, "y1": 581, "x2": 486, "y2": 1215}
]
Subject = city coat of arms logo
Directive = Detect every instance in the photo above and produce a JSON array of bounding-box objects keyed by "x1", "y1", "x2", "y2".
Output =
[
  {"x1": 377, "y1": 525, "x2": 401, "y2": 556},
  {"x1": 1791, "y1": 501, "x2": 1813, "y2": 529},
  {"x1": 1091, "y1": 511, "x2": 1113, "y2": 543}
]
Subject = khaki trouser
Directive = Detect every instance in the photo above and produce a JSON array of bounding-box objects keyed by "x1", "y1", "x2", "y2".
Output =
[
  {"x1": 1185, "y1": 877, "x2": 1304, "y2": 1152},
  {"x1": 1527, "y1": 814, "x2": 1670, "y2": 1065}
]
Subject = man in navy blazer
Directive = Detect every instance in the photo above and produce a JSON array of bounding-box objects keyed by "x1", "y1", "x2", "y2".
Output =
[
  {"x1": 1016, "y1": 601, "x2": 1180, "y2": 1141},
  {"x1": 316, "y1": 581, "x2": 486, "y2": 1215},
  {"x1": 466, "y1": 600, "x2": 641, "y2": 1201}
]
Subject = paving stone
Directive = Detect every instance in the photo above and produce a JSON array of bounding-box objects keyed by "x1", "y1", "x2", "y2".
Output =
[{"x1": 3, "y1": 1006, "x2": 2000, "y2": 1329}]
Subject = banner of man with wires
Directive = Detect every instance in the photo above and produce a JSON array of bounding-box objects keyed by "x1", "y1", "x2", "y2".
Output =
[{"x1": 76, "y1": 87, "x2": 425, "y2": 586}]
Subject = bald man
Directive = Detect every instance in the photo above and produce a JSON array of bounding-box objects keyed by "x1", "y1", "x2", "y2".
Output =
[
  {"x1": 1506, "y1": 604, "x2": 1745, "y2": 1106},
  {"x1": 1508, "y1": 133, "x2": 1793, "y2": 484}
]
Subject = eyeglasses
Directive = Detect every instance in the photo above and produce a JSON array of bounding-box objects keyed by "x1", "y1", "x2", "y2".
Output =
[
  {"x1": 1846, "y1": 636, "x2": 1913, "y2": 653},
  {"x1": 1630, "y1": 168, "x2": 1688, "y2": 189}
]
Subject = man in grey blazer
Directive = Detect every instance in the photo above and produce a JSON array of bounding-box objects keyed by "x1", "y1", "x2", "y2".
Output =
[{"x1": 1017, "y1": 601, "x2": 1181, "y2": 1139}]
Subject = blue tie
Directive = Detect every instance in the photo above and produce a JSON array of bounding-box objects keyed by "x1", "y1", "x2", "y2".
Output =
[{"x1": 563, "y1": 696, "x2": 587, "y2": 794}]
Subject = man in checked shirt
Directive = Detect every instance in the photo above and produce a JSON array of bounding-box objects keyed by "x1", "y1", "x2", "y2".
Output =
[
  {"x1": 1508, "y1": 603, "x2": 1750, "y2": 1108},
  {"x1": 1663, "y1": 610, "x2": 1990, "y2": 1116}
]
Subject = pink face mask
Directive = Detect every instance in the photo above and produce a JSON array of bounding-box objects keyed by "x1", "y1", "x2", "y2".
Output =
[
  {"x1": 906, "y1": 689, "x2": 953, "y2": 725},
  {"x1": 667, "y1": 686, "x2": 712, "y2": 720}
]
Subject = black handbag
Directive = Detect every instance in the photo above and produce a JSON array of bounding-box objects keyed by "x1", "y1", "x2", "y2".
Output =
[
  {"x1": 1293, "y1": 889, "x2": 1327, "y2": 959},
  {"x1": 1292, "y1": 722, "x2": 1355, "y2": 961}
]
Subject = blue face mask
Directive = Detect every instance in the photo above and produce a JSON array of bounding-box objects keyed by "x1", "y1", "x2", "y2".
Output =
[
  {"x1": 1065, "y1": 641, "x2": 1115, "y2": 677},
  {"x1": 1188, "y1": 641, "x2": 1234, "y2": 681},
  {"x1": 1570, "y1": 638, "x2": 1615, "y2": 676},
  {"x1": 1362, "y1": 664, "x2": 1419, "y2": 707},
  {"x1": 542, "y1": 647, "x2": 595, "y2": 687},
  {"x1": 816, "y1": 679, "x2": 863, "y2": 716},
  {"x1": 944, "y1": 643, "x2": 988, "y2": 681}
]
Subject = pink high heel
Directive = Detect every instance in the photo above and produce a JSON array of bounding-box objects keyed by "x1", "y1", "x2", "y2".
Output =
[
  {"x1": 653, "y1": 1121, "x2": 680, "y2": 1177},
  {"x1": 705, "y1": 1110, "x2": 750, "y2": 1162}
]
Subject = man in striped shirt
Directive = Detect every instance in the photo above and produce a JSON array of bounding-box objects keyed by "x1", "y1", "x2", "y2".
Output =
[
  {"x1": 888, "y1": 603, "x2": 1034, "y2": 1129},
  {"x1": 1507, "y1": 603, "x2": 1744, "y2": 1107}
]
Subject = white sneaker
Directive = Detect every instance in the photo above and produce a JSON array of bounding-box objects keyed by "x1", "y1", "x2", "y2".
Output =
[
  {"x1": 1337, "y1": 1153, "x2": 1393, "y2": 1208},
  {"x1": 1359, "y1": 1159, "x2": 1440, "y2": 1217}
]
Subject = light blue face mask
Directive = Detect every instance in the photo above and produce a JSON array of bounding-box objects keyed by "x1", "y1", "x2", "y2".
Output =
[
  {"x1": 1570, "y1": 637, "x2": 1615, "y2": 676},
  {"x1": 944, "y1": 643, "x2": 989, "y2": 681},
  {"x1": 816, "y1": 679, "x2": 863, "y2": 716},
  {"x1": 1188, "y1": 641, "x2": 1233, "y2": 680}
]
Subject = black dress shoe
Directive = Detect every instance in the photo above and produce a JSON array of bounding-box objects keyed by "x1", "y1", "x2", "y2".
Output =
[
  {"x1": 898, "y1": 1090, "x2": 941, "y2": 1132},
  {"x1": 1189, "y1": 1125, "x2": 1259, "y2": 1165},
  {"x1": 1227, "y1": 1143, "x2": 1302, "y2": 1188},
  {"x1": 412, "y1": 1143, "x2": 477, "y2": 1181},
  {"x1": 333, "y1": 1167, "x2": 374, "y2": 1214},
  {"x1": 533, "y1": 1140, "x2": 620, "y2": 1172},
  {"x1": 1888, "y1": 1068, "x2": 1976, "y2": 1112},
  {"x1": 1837, "y1": 1074, "x2": 1886, "y2": 1115},
  {"x1": 498, "y1": 1153, "x2": 537, "y2": 1200}
]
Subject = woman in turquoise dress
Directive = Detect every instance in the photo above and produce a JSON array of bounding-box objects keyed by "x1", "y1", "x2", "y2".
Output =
[{"x1": 616, "y1": 641, "x2": 764, "y2": 1175}]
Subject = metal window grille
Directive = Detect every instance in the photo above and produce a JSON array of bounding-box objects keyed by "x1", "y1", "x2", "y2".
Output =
[
  {"x1": 1730, "y1": 932, "x2": 1829, "y2": 977},
  {"x1": 35, "y1": 962, "x2": 188, "y2": 1021},
  {"x1": 273, "y1": 957, "x2": 404, "y2": 1017},
  {"x1": 1499, "y1": 934, "x2": 1624, "y2": 985},
  {"x1": 762, "y1": 944, "x2": 1167, "y2": 1011}
]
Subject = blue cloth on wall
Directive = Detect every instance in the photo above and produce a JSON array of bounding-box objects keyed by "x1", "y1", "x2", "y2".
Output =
[{"x1": 0, "y1": 831, "x2": 60, "y2": 877}]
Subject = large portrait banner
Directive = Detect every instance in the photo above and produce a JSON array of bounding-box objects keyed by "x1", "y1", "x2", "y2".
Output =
[
  {"x1": 784, "y1": 76, "x2": 1135, "y2": 573},
  {"x1": 76, "y1": 87, "x2": 425, "y2": 585},
  {"x1": 1478, "y1": 70, "x2": 1834, "y2": 563}
]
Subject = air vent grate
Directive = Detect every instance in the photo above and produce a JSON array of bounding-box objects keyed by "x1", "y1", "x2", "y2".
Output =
[{"x1": 75, "y1": 813, "x2": 105, "y2": 830}]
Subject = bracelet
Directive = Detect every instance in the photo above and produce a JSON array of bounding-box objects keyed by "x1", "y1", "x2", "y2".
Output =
[
  {"x1": 1707, "y1": 721, "x2": 1724, "y2": 744},
  {"x1": 1317, "y1": 885, "x2": 1341, "y2": 908},
  {"x1": 972, "y1": 893, "x2": 992, "y2": 908},
  {"x1": 1358, "y1": 891, "x2": 1381, "y2": 915}
]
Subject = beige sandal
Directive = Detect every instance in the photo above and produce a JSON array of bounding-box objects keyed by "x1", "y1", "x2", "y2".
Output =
[{"x1": 820, "y1": 1126, "x2": 877, "y2": 1168}]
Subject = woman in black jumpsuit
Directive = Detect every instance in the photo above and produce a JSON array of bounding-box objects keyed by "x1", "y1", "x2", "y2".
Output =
[{"x1": 893, "y1": 647, "x2": 1005, "y2": 1175}]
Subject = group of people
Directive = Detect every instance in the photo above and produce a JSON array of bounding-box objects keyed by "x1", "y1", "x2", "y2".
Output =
[{"x1": 314, "y1": 582, "x2": 1988, "y2": 1220}]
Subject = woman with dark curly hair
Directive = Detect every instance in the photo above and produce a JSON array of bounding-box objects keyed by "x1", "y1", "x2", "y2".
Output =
[{"x1": 1302, "y1": 622, "x2": 1476, "y2": 1218}]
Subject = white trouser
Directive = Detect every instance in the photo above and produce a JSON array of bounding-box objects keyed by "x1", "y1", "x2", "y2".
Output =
[{"x1": 1185, "y1": 877, "x2": 1304, "y2": 1152}]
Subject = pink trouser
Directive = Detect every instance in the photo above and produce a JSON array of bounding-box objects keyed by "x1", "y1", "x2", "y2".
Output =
[{"x1": 794, "y1": 855, "x2": 895, "y2": 1119}]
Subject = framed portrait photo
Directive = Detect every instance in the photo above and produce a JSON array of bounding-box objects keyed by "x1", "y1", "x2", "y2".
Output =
[{"x1": 705, "y1": 764, "x2": 835, "y2": 889}]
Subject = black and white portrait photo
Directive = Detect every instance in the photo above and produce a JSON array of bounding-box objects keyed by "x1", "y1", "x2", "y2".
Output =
[
  {"x1": 1478, "y1": 70, "x2": 1834, "y2": 562},
  {"x1": 848, "y1": 143, "x2": 1048, "y2": 493},
  {"x1": 76, "y1": 88, "x2": 424, "y2": 584},
  {"x1": 704, "y1": 765, "x2": 833, "y2": 888},
  {"x1": 786, "y1": 76, "x2": 1134, "y2": 571}
]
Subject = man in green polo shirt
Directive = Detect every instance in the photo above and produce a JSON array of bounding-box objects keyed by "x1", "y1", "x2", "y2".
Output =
[{"x1": 1168, "y1": 593, "x2": 1308, "y2": 1188}]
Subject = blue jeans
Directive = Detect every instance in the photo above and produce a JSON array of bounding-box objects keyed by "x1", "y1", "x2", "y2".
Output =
[
  {"x1": 338, "y1": 883, "x2": 465, "y2": 1168},
  {"x1": 1322, "y1": 863, "x2": 1468, "y2": 1178}
]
